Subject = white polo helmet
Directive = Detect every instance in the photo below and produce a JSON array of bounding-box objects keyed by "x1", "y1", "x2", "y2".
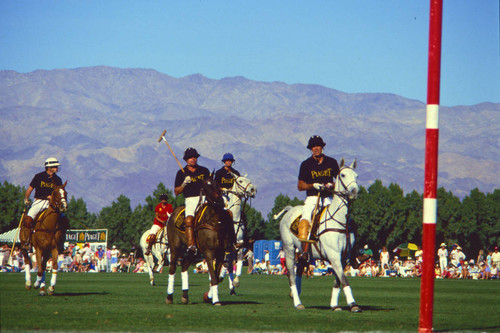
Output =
[{"x1": 44, "y1": 157, "x2": 61, "y2": 168}]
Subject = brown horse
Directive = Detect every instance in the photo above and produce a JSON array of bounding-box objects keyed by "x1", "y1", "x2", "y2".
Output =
[
  {"x1": 166, "y1": 174, "x2": 235, "y2": 305},
  {"x1": 20, "y1": 181, "x2": 68, "y2": 295}
]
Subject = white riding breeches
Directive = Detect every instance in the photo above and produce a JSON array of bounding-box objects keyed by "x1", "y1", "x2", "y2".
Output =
[
  {"x1": 185, "y1": 196, "x2": 205, "y2": 217},
  {"x1": 301, "y1": 195, "x2": 333, "y2": 223},
  {"x1": 27, "y1": 199, "x2": 50, "y2": 219},
  {"x1": 149, "y1": 224, "x2": 162, "y2": 235}
]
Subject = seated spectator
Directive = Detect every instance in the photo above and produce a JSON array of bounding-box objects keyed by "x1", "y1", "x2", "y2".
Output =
[
  {"x1": 133, "y1": 258, "x2": 147, "y2": 273},
  {"x1": 480, "y1": 261, "x2": 491, "y2": 280},
  {"x1": 434, "y1": 263, "x2": 442, "y2": 278},
  {"x1": 490, "y1": 263, "x2": 498, "y2": 279},
  {"x1": 195, "y1": 259, "x2": 209, "y2": 273},
  {"x1": 88, "y1": 258, "x2": 99, "y2": 273}
]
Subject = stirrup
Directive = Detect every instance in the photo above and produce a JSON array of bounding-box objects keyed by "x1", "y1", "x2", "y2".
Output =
[{"x1": 187, "y1": 245, "x2": 198, "y2": 255}]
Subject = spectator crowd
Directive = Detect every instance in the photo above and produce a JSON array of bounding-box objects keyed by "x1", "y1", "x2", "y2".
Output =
[{"x1": 1, "y1": 242, "x2": 499, "y2": 281}]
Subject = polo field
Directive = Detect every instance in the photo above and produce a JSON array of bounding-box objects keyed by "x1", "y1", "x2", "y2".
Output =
[{"x1": 1, "y1": 271, "x2": 498, "y2": 332}]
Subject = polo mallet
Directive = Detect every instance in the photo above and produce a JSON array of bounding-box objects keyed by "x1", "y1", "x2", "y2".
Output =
[
  {"x1": 158, "y1": 129, "x2": 184, "y2": 173},
  {"x1": 8, "y1": 206, "x2": 28, "y2": 265}
]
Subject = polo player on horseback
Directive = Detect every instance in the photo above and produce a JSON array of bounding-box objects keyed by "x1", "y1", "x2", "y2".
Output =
[
  {"x1": 21, "y1": 157, "x2": 69, "y2": 252},
  {"x1": 297, "y1": 136, "x2": 340, "y2": 252},
  {"x1": 144, "y1": 193, "x2": 173, "y2": 255},
  {"x1": 174, "y1": 147, "x2": 210, "y2": 255},
  {"x1": 214, "y1": 152, "x2": 243, "y2": 242}
]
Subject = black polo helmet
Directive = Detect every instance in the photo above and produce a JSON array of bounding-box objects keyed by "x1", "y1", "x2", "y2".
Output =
[
  {"x1": 159, "y1": 193, "x2": 168, "y2": 201},
  {"x1": 307, "y1": 135, "x2": 326, "y2": 149},
  {"x1": 183, "y1": 147, "x2": 200, "y2": 161}
]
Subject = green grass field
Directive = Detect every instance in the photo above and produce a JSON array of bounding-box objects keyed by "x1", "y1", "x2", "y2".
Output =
[{"x1": 1, "y1": 271, "x2": 498, "y2": 332}]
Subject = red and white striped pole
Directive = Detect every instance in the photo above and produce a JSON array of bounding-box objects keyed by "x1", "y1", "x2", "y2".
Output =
[{"x1": 419, "y1": 0, "x2": 442, "y2": 332}]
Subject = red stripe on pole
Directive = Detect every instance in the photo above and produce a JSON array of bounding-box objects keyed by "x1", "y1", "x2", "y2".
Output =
[
  {"x1": 419, "y1": 224, "x2": 436, "y2": 332},
  {"x1": 427, "y1": 0, "x2": 443, "y2": 105},
  {"x1": 420, "y1": 0, "x2": 442, "y2": 332},
  {"x1": 424, "y1": 128, "x2": 439, "y2": 199}
]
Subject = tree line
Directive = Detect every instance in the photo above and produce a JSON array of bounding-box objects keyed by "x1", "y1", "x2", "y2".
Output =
[{"x1": 1, "y1": 180, "x2": 498, "y2": 259}]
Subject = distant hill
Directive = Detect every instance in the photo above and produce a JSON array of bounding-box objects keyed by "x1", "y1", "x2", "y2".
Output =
[{"x1": 1, "y1": 66, "x2": 499, "y2": 215}]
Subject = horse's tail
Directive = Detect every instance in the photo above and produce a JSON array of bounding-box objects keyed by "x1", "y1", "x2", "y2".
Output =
[{"x1": 273, "y1": 206, "x2": 293, "y2": 220}]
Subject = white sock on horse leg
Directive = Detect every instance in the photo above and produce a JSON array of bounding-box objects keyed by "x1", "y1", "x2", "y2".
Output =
[
  {"x1": 290, "y1": 285, "x2": 301, "y2": 308},
  {"x1": 343, "y1": 286, "x2": 355, "y2": 305},
  {"x1": 25, "y1": 264, "x2": 31, "y2": 282},
  {"x1": 228, "y1": 274, "x2": 234, "y2": 289},
  {"x1": 330, "y1": 287, "x2": 341, "y2": 308},
  {"x1": 50, "y1": 270, "x2": 58, "y2": 287},
  {"x1": 211, "y1": 284, "x2": 219, "y2": 304},
  {"x1": 181, "y1": 271, "x2": 189, "y2": 291},
  {"x1": 167, "y1": 274, "x2": 175, "y2": 294},
  {"x1": 236, "y1": 260, "x2": 243, "y2": 276},
  {"x1": 220, "y1": 266, "x2": 227, "y2": 278}
]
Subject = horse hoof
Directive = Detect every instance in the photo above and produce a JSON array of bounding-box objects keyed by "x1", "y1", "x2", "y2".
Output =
[
  {"x1": 165, "y1": 294, "x2": 173, "y2": 304},
  {"x1": 296, "y1": 304, "x2": 305, "y2": 310},
  {"x1": 48, "y1": 286, "x2": 55, "y2": 296},
  {"x1": 230, "y1": 289, "x2": 236, "y2": 295},
  {"x1": 233, "y1": 276, "x2": 240, "y2": 287},
  {"x1": 213, "y1": 302, "x2": 222, "y2": 306},
  {"x1": 332, "y1": 306, "x2": 342, "y2": 312},
  {"x1": 25, "y1": 283, "x2": 32, "y2": 290},
  {"x1": 203, "y1": 291, "x2": 212, "y2": 303},
  {"x1": 350, "y1": 304, "x2": 362, "y2": 313},
  {"x1": 150, "y1": 280, "x2": 155, "y2": 286},
  {"x1": 39, "y1": 287, "x2": 46, "y2": 296},
  {"x1": 181, "y1": 296, "x2": 189, "y2": 304}
]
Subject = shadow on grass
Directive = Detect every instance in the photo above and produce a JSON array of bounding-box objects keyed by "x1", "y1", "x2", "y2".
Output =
[
  {"x1": 309, "y1": 305, "x2": 395, "y2": 312},
  {"x1": 434, "y1": 326, "x2": 500, "y2": 333},
  {"x1": 55, "y1": 292, "x2": 109, "y2": 297}
]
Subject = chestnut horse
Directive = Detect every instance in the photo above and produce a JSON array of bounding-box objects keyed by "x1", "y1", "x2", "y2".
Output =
[
  {"x1": 166, "y1": 174, "x2": 235, "y2": 305},
  {"x1": 20, "y1": 181, "x2": 68, "y2": 295}
]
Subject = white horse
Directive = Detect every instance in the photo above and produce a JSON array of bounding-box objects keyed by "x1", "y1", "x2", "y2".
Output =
[
  {"x1": 276, "y1": 159, "x2": 361, "y2": 312},
  {"x1": 140, "y1": 227, "x2": 170, "y2": 286},
  {"x1": 220, "y1": 174, "x2": 257, "y2": 291}
]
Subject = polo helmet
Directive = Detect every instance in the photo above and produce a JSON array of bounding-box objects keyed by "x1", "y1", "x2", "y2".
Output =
[
  {"x1": 222, "y1": 153, "x2": 235, "y2": 162},
  {"x1": 44, "y1": 157, "x2": 61, "y2": 168},
  {"x1": 307, "y1": 135, "x2": 326, "y2": 149},
  {"x1": 183, "y1": 147, "x2": 200, "y2": 161}
]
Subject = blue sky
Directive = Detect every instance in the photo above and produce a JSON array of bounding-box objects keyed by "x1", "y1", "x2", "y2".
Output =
[{"x1": 1, "y1": 1, "x2": 498, "y2": 106}]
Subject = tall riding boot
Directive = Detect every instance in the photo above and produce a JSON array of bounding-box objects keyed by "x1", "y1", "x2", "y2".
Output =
[
  {"x1": 297, "y1": 219, "x2": 312, "y2": 242},
  {"x1": 145, "y1": 234, "x2": 155, "y2": 255},
  {"x1": 185, "y1": 216, "x2": 197, "y2": 255},
  {"x1": 22, "y1": 216, "x2": 34, "y2": 250}
]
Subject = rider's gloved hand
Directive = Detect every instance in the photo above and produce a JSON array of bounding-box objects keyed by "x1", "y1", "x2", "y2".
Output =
[
  {"x1": 24, "y1": 198, "x2": 30, "y2": 206},
  {"x1": 181, "y1": 176, "x2": 192, "y2": 188},
  {"x1": 313, "y1": 183, "x2": 325, "y2": 191},
  {"x1": 325, "y1": 182, "x2": 334, "y2": 190}
]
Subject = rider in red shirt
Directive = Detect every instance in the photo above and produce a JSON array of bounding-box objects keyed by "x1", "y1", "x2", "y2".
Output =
[{"x1": 145, "y1": 194, "x2": 173, "y2": 255}]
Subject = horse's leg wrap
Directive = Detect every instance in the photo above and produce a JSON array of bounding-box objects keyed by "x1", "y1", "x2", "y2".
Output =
[
  {"x1": 343, "y1": 285, "x2": 355, "y2": 306},
  {"x1": 181, "y1": 270, "x2": 189, "y2": 291},
  {"x1": 167, "y1": 273, "x2": 175, "y2": 295},
  {"x1": 211, "y1": 284, "x2": 220, "y2": 304},
  {"x1": 330, "y1": 287, "x2": 341, "y2": 309},
  {"x1": 50, "y1": 269, "x2": 58, "y2": 287},
  {"x1": 145, "y1": 234, "x2": 156, "y2": 255}
]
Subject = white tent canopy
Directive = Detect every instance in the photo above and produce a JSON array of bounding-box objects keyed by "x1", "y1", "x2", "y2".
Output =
[{"x1": 0, "y1": 228, "x2": 20, "y2": 243}]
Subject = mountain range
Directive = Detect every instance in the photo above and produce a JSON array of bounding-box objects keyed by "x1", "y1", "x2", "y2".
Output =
[{"x1": 1, "y1": 66, "x2": 499, "y2": 216}]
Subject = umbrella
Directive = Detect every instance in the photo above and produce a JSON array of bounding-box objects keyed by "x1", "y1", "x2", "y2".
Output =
[{"x1": 393, "y1": 243, "x2": 419, "y2": 258}]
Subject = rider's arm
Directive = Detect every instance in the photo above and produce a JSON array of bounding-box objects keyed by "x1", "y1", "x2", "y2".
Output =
[
  {"x1": 297, "y1": 180, "x2": 314, "y2": 191},
  {"x1": 24, "y1": 186, "x2": 34, "y2": 204}
]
